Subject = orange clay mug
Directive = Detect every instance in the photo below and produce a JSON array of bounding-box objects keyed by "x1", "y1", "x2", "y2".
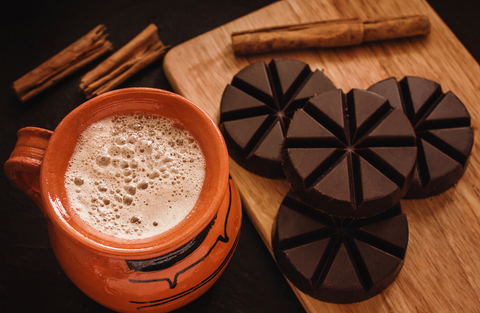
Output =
[{"x1": 4, "y1": 88, "x2": 242, "y2": 312}]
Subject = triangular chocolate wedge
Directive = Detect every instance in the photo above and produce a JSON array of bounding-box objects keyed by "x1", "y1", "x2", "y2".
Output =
[
  {"x1": 422, "y1": 127, "x2": 474, "y2": 166},
  {"x1": 269, "y1": 58, "x2": 311, "y2": 106},
  {"x1": 232, "y1": 60, "x2": 275, "y2": 107},
  {"x1": 401, "y1": 76, "x2": 442, "y2": 124},
  {"x1": 285, "y1": 69, "x2": 336, "y2": 114},
  {"x1": 311, "y1": 154, "x2": 351, "y2": 203},
  {"x1": 222, "y1": 115, "x2": 272, "y2": 155},
  {"x1": 358, "y1": 109, "x2": 415, "y2": 147},
  {"x1": 359, "y1": 146, "x2": 417, "y2": 187},
  {"x1": 322, "y1": 242, "x2": 363, "y2": 290},
  {"x1": 368, "y1": 77, "x2": 404, "y2": 112},
  {"x1": 286, "y1": 148, "x2": 344, "y2": 189},
  {"x1": 417, "y1": 91, "x2": 471, "y2": 130},
  {"x1": 276, "y1": 206, "x2": 331, "y2": 245},
  {"x1": 284, "y1": 238, "x2": 331, "y2": 285},
  {"x1": 357, "y1": 214, "x2": 409, "y2": 252},
  {"x1": 251, "y1": 120, "x2": 284, "y2": 161},
  {"x1": 420, "y1": 138, "x2": 462, "y2": 182},
  {"x1": 356, "y1": 155, "x2": 399, "y2": 208},
  {"x1": 220, "y1": 84, "x2": 274, "y2": 122},
  {"x1": 286, "y1": 109, "x2": 344, "y2": 147},
  {"x1": 348, "y1": 89, "x2": 390, "y2": 142},
  {"x1": 354, "y1": 239, "x2": 403, "y2": 288},
  {"x1": 305, "y1": 89, "x2": 347, "y2": 143}
]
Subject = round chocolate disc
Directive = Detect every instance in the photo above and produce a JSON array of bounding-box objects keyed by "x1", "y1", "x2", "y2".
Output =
[
  {"x1": 368, "y1": 76, "x2": 474, "y2": 199},
  {"x1": 219, "y1": 58, "x2": 336, "y2": 179},
  {"x1": 283, "y1": 88, "x2": 417, "y2": 218},
  {"x1": 272, "y1": 191, "x2": 409, "y2": 304}
]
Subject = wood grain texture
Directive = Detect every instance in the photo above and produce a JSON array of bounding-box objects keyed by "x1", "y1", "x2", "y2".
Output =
[{"x1": 163, "y1": 0, "x2": 480, "y2": 311}]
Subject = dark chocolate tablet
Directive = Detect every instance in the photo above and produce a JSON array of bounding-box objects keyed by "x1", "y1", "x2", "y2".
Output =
[
  {"x1": 368, "y1": 77, "x2": 474, "y2": 198},
  {"x1": 283, "y1": 89, "x2": 417, "y2": 218},
  {"x1": 272, "y1": 191, "x2": 408, "y2": 304},
  {"x1": 219, "y1": 58, "x2": 336, "y2": 178}
]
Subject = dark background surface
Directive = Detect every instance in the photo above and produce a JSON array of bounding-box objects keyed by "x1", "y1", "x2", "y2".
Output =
[{"x1": 0, "y1": 0, "x2": 478, "y2": 312}]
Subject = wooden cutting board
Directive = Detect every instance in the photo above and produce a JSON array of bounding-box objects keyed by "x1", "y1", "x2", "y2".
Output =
[{"x1": 163, "y1": 0, "x2": 480, "y2": 312}]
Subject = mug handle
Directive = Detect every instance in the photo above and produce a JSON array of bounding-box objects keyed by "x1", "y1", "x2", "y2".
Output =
[{"x1": 4, "y1": 127, "x2": 53, "y2": 212}]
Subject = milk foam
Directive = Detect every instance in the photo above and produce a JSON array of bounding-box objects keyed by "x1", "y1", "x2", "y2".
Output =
[{"x1": 65, "y1": 114, "x2": 206, "y2": 239}]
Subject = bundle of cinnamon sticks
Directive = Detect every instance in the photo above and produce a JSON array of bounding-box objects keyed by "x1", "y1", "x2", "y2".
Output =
[
  {"x1": 12, "y1": 25, "x2": 113, "y2": 103},
  {"x1": 80, "y1": 24, "x2": 170, "y2": 99},
  {"x1": 12, "y1": 24, "x2": 170, "y2": 102}
]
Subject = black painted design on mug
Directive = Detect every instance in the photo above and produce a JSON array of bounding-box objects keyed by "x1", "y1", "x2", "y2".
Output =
[
  {"x1": 127, "y1": 180, "x2": 236, "y2": 309},
  {"x1": 133, "y1": 233, "x2": 239, "y2": 310},
  {"x1": 126, "y1": 216, "x2": 216, "y2": 272}
]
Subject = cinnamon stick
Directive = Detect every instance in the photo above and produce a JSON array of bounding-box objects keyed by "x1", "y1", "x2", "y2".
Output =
[
  {"x1": 232, "y1": 15, "x2": 430, "y2": 55},
  {"x1": 12, "y1": 25, "x2": 113, "y2": 103},
  {"x1": 80, "y1": 24, "x2": 171, "y2": 99},
  {"x1": 363, "y1": 15, "x2": 431, "y2": 41}
]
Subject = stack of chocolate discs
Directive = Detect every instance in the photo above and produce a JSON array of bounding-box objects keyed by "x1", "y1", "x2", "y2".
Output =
[{"x1": 219, "y1": 58, "x2": 474, "y2": 304}]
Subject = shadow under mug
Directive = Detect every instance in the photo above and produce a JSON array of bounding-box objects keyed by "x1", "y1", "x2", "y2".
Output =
[{"x1": 4, "y1": 88, "x2": 242, "y2": 312}]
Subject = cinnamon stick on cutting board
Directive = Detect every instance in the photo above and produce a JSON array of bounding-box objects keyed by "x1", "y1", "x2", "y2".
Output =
[
  {"x1": 12, "y1": 25, "x2": 113, "y2": 103},
  {"x1": 232, "y1": 15, "x2": 430, "y2": 55},
  {"x1": 80, "y1": 24, "x2": 170, "y2": 99}
]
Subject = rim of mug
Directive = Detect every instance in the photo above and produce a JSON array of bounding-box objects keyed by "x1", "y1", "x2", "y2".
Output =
[{"x1": 40, "y1": 88, "x2": 229, "y2": 258}]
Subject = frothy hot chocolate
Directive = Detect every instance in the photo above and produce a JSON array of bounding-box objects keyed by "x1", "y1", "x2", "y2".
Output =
[{"x1": 65, "y1": 113, "x2": 206, "y2": 239}]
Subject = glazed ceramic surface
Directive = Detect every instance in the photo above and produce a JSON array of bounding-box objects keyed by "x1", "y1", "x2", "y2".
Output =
[{"x1": 4, "y1": 88, "x2": 242, "y2": 312}]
